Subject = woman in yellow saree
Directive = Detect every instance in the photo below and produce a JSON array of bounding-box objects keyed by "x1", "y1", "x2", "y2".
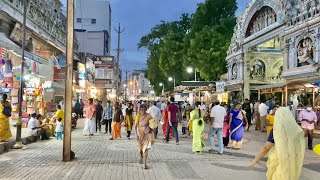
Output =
[
  {"x1": 251, "y1": 107, "x2": 305, "y2": 180},
  {"x1": 190, "y1": 102, "x2": 205, "y2": 154},
  {"x1": 125, "y1": 103, "x2": 134, "y2": 139},
  {"x1": 0, "y1": 94, "x2": 12, "y2": 142}
]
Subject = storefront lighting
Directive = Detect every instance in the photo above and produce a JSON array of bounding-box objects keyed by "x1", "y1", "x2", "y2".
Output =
[{"x1": 24, "y1": 74, "x2": 30, "y2": 81}]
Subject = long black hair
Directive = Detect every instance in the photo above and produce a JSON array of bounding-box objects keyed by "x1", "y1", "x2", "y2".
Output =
[{"x1": 195, "y1": 101, "x2": 203, "y2": 126}]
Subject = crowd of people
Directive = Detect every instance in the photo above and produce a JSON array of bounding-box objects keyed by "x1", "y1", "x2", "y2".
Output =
[{"x1": 1, "y1": 93, "x2": 319, "y2": 178}]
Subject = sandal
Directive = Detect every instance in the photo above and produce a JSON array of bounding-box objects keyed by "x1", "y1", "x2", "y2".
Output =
[
  {"x1": 144, "y1": 165, "x2": 148, "y2": 169},
  {"x1": 139, "y1": 160, "x2": 143, "y2": 164}
]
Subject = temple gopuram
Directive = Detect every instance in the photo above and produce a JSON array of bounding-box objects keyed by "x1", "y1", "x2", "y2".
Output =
[{"x1": 226, "y1": 0, "x2": 320, "y2": 108}]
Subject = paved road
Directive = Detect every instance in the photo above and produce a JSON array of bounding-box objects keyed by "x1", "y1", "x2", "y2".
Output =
[{"x1": 0, "y1": 119, "x2": 319, "y2": 180}]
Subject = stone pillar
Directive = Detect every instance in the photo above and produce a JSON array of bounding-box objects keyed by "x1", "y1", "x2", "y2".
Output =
[
  {"x1": 283, "y1": 42, "x2": 289, "y2": 70},
  {"x1": 316, "y1": 31, "x2": 320, "y2": 63},
  {"x1": 243, "y1": 50, "x2": 250, "y2": 100},
  {"x1": 289, "y1": 39, "x2": 296, "y2": 68},
  {"x1": 228, "y1": 63, "x2": 232, "y2": 81}
]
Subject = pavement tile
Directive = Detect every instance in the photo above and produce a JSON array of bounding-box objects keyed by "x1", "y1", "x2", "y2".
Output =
[{"x1": 0, "y1": 118, "x2": 319, "y2": 180}]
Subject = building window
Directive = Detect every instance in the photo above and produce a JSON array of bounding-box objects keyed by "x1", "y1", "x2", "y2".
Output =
[
  {"x1": 77, "y1": 18, "x2": 81, "y2": 23},
  {"x1": 91, "y1": 19, "x2": 96, "y2": 24}
]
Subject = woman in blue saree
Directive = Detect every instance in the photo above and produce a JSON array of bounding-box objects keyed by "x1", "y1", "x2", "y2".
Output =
[{"x1": 229, "y1": 102, "x2": 248, "y2": 150}]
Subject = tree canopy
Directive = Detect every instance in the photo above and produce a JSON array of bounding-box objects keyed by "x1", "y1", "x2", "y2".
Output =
[{"x1": 138, "y1": 0, "x2": 237, "y2": 95}]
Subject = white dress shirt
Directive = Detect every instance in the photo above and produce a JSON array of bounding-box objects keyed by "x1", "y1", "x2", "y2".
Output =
[
  {"x1": 147, "y1": 105, "x2": 162, "y2": 122},
  {"x1": 259, "y1": 103, "x2": 269, "y2": 117},
  {"x1": 210, "y1": 105, "x2": 227, "y2": 128}
]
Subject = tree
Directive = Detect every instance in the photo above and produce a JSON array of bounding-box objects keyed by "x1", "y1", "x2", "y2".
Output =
[
  {"x1": 184, "y1": 0, "x2": 237, "y2": 80},
  {"x1": 139, "y1": 0, "x2": 237, "y2": 93}
]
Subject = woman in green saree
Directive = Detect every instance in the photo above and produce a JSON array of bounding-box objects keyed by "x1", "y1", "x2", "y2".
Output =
[{"x1": 190, "y1": 101, "x2": 206, "y2": 154}]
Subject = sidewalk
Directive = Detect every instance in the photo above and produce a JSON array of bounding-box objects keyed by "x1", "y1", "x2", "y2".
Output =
[
  {"x1": 0, "y1": 125, "x2": 42, "y2": 155},
  {"x1": 0, "y1": 119, "x2": 319, "y2": 180}
]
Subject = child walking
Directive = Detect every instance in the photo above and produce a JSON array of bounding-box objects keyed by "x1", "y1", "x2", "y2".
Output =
[
  {"x1": 55, "y1": 117, "x2": 63, "y2": 140},
  {"x1": 182, "y1": 118, "x2": 187, "y2": 137}
]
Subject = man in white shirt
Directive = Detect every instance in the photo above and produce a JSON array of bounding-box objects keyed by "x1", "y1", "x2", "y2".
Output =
[
  {"x1": 27, "y1": 113, "x2": 40, "y2": 137},
  {"x1": 258, "y1": 100, "x2": 269, "y2": 132},
  {"x1": 209, "y1": 101, "x2": 226, "y2": 155},
  {"x1": 147, "y1": 101, "x2": 162, "y2": 138}
]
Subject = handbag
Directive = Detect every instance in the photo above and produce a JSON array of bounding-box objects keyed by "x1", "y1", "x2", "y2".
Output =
[
  {"x1": 149, "y1": 118, "x2": 158, "y2": 129},
  {"x1": 100, "y1": 119, "x2": 106, "y2": 125}
]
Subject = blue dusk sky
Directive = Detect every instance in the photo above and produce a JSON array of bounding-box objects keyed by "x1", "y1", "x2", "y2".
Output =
[{"x1": 61, "y1": 0, "x2": 252, "y2": 72}]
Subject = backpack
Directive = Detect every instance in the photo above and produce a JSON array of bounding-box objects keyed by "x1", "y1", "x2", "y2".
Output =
[{"x1": 2, "y1": 102, "x2": 12, "y2": 117}]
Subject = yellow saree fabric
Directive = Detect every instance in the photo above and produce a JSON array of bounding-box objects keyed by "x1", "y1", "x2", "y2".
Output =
[
  {"x1": 266, "y1": 107, "x2": 305, "y2": 180},
  {"x1": 0, "y1": 102, "x2": 12, "y2": 141}
]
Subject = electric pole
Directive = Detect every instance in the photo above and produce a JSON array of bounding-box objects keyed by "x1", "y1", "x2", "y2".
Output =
[
  {"x1": 125, "y1": 70, "x2": 128, "y2": 101},
  {"x1": 63, "y1": 0, "x2": 75, "y2": 161},
  {"x1": 114, "y1": 23, "x2": 124, "y2": 100}
]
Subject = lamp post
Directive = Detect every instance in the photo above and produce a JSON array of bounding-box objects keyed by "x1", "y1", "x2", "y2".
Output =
[
  {"x1": 187, "y1": 67, "x2": 197, "y2": 81},
  {"x1": 13, "y1": 0, "x2": 28, "y2": 149},
  {"x1": 124, "y1": 84, "x2": 127, "y2": 101},
  {"x1": 168, "y1": 76, "x2": 175, "y2": 89},
  {"x1": 159, "y1": 83, "x2": 164, "y2": 94}
]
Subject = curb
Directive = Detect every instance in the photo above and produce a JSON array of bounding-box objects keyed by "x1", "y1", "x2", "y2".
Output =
[{"x1": 0, "y1": 135, "x2": 37, "y2": 155}]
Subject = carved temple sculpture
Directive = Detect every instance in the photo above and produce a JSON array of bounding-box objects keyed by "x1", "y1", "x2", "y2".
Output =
[
  {"x1": 297, "y1": 37, "x2": 314, "y2": 66},
  {"x1": 5, "y1": 0, "x2": 66, "y2": 45},
  {"x1": 249, "y1": 59, "x2": 265, "y2": 80},
  {"x1": 246, "y1": 6, "x2": 277, "y2": 37},
  {"x1": 231, "y1": 63, "x2": 238, "y2": 80}
]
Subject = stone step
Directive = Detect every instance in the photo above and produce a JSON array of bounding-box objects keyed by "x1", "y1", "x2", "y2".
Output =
[{"x1": 0, "y1": 135, "x2": 38, "y2": 155}]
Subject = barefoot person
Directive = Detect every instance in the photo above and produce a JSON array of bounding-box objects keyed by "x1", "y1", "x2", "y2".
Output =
[
  {"x1": 251, "y1": 107, "x2": 305, "y2": 180},
  {"x1": 190, "y1": 102, "x2": 206, "y2": 154},
  {"x1": 229, "y1": 102, "x2": 248, "y2": 150},
  {"x1": 0, "y1": 94, "x2": 12, "y2": 142},
  {"x1": 83, "y1": 98, "x2": 96, "y2": 136},
  {"x1": 110, "y1": 102, "x2": 123, "y2": 140},
  {"x1": 135, "y1": 104, "x2": 154, "y2": 169}
]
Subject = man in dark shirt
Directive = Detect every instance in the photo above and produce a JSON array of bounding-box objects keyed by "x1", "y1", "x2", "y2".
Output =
[
  {"x1": 166, "y1": 97, "x2": 179, "y2": 145},
  {"x1": 95, "y1": 101, "x2": 103, "y2": 133}
]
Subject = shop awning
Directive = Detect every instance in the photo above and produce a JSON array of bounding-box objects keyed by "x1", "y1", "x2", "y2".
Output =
[{"x1": 0, "y1": 33, "x2": 21, "y2": 54}]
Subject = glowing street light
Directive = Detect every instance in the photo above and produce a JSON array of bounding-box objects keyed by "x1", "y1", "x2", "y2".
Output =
[
  {"x1": 159, "y1": 83, "x2": 164, "y2": 94},
  {"x1": 186, "y1": 67, "x2": 197, "y2": 81},
  {"x1": 168, "y1": 76, "x2": 176, "y2": 90}
]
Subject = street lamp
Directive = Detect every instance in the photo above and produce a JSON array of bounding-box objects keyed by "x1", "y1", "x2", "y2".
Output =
[
  {"x1": 186, "y1": 67, "x2": 197, "y2": 81},
  {"x1": 168, "y1": 76, "x2": 176, "y2": 90},
  {"x1": 159, "y1": 83, "x2": 164, "y2": 94}
]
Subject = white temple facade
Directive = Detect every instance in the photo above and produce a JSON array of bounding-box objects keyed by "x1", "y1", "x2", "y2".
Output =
[{"x1": 226, "y1": 0, "x2": 320, "y2": 106}]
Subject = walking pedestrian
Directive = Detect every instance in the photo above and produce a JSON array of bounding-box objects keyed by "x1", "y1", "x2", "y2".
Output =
[
  {"x1": 298, "y1": 105, "x2": 318, "y2": 150},
  {"x1": 222, "y1": 103, "x2": 230, "y2": 147},
  {"x1": 209, "y1": 101, "x2": 226, "y2": 155},
  {"x1": 254, "y1": 100, "x2": 261, "y2": 130},
  {"x1": 147, "y1": 101, "x2": 162, "y2": 139},
  {"x1": 0, "y1": 94, "x2": 12, "y2": 142},
  {"x1": 242, "y1": 99, "x2": 252, "y2": 131},
  {"x1": 74, "y1": 100, "x2": 81, "y2": 116},
  {"x1": 110, "y1": 102, "x2": 123, "y2": 140},
  {"x1": 125, "y1": 103, "x2": 134, "y2": 139},
  {"x1": 250, "y1": 107, "x2": 305, "y2": 180},
  {"x1": 165, "y1": 97, "x2": 179, "y2": 145},
  {"x1": 190, "y1": 101, "x2": 205, "y2": 154},
  {"x1": 266, "y1": 106, "x2": 278, "y2": 135},
  {"x1": 229, "y1": 102, "x2": 248, "y2": 150},
  {"x1": 95, "y1": 101, "x2": 103, "y2": 133},
  {"x1": 259, "y1": 99, "x2": 268, "y2": 132},
  {"x1": 83, "y1": 98, "x2": 96, "y2": 136},
  {"x1": 79, "y1": 99, "x2": 84, "y2": 118},
  {"x1": 135, "y1": 104, "x2": 154, "y2": 169},
  {"x1": 185, "y1": 104, "x2": 192, "y2": 136},
  {"x1": 102, "y1": 100, "x2": 113, "y2": 134},
  {"x1": 55, "y1": 118, "x2": 63, "y2": 140},
  {"x1": 162, "y1": 102, "x2": 172, "y2": 139}
]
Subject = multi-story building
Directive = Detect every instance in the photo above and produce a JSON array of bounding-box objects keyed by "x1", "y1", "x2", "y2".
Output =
[
  {"x1": 75, "y1": 0, "x2": 112, "y2": 56},
  {"x1": 128, "y1": 70, "x2": 153, "y2": 100},
  {"x1": 0, "y1": 0, "x2": 72, "y2": 116},
  {"x1": 226, "y1": 0, "x2": 320, "y2": 108}
]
